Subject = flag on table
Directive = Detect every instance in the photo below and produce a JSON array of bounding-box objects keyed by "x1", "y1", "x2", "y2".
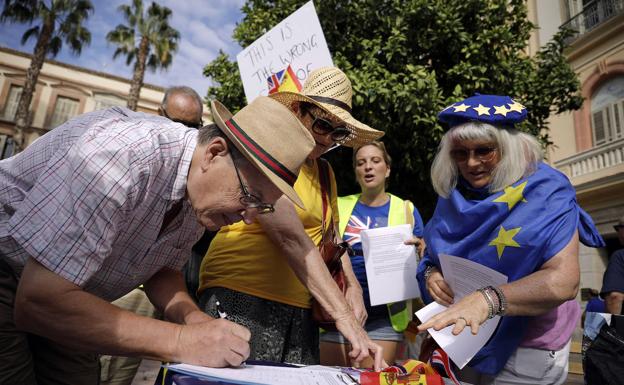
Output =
[{"x1": 267, "y1": 65, "x2": 302, "y2": 94}]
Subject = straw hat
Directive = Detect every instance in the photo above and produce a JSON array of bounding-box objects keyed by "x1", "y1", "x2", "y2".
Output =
[
  {"x1": 269, "y1": 67, "x2": 384, "y2": 147},
  {"x1": 210, "y1": 96, "x2": 315, "y2": 208}
]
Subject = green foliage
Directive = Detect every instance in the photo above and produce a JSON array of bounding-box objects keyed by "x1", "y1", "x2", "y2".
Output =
[
  {"x1": 107, "y1": 0, "x2": 179, "y2": 72},
  {"x1": 1, "y1": 0, "x2": 94, "y2": 58},
  {"x1": 204, "y1": 0, "x2": 582, "y2": 218}
]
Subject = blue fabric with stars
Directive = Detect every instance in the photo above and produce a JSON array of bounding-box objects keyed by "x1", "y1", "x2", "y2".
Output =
[
  {"x1": 438, "y1": 93, "x2": 528, "y2": 127},
  {"x1": 416, "y1": 162, "x2": 604, "y2": 375}
]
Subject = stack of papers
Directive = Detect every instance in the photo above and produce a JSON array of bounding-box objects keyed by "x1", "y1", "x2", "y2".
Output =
[
  {"x1": 360, "y1": 224, "x2": 421, "y2": 306},
  {"x1": 165, "y1": 363, "x2": 357, "y2": 385},
  {"x1": 415, "y1": 254, "x2": 508, "y2": 369}
]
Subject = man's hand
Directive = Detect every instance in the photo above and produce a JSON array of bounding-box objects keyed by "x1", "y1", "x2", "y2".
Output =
[
  {"x1": 174, "y1": 319, "x2": 251, "y2": 367},
  {"x1": 334, "y1": 312, "x2": 386, "y2": 370}
]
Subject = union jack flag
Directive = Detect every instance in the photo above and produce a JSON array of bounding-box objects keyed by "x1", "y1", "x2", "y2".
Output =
[
  {"x1": 267, "y1": 64, "x2": 302, "y2": 94},
  {"x1": 343, "y1": 214, "x2": 371, "y2": 246},
  {"x1": 430, "y1": 348, "x2": 460, "y2": 385}
]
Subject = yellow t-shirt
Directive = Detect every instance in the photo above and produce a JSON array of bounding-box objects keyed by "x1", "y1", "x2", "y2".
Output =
[{"x1": 197, "y1": 159, "x2": 338, "y2": 308}]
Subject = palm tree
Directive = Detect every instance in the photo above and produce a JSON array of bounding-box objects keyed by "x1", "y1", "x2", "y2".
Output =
[
  {"x1": 0, "y1": 0, "x2": 93, "y2": 152},
  {"x1": 107, "y1": 0, "x2": 179, "y2": 111}
]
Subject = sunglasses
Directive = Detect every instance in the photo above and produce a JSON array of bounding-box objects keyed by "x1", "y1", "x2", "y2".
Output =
[
  {"x1": 450, "y1": 146, "x2": 498, "y2": 163},
  {"x1": 232, "y1": 158, "x2": 275, "y2": 215},
  {"x1": 161, "y1": 107, "x2": 203, "y2": 129},
  {"x1": 305, "y1": 108, "x2": 350, "y2": 142}
]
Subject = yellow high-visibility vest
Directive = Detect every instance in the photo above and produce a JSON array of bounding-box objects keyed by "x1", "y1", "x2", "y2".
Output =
[{"x1": 337, "y1": 193, "x2": 414, "y2": 332}]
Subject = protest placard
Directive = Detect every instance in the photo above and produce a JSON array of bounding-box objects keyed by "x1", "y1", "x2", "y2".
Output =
[{"x1": 236, "y1": 1, "x2": 333, "y2": 103}]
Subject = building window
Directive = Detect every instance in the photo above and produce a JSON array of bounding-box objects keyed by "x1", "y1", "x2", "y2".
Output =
[
  {"x1": 49, "y1": 96, "x2": 80, "y2": 128},
  {"x1": 591, "y1": 76, "x2": 624, "y2": 146},
  {"x1": 2, "y1": 85, "x2": 23, "y2": 121},
  {"x1": 0, "y1": 134, "x2": 14, "y2": 159},
  {"x1": 93, "y1": 94, "x2": 125, "y2": 111}
]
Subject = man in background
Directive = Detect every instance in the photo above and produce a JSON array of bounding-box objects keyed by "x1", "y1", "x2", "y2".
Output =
[
  {"x1": 601, "y1": 215, "x2": 624, "y2": 315},
  {"x1": 158, "y1": 86, "x2": 204, "y2": 129}
]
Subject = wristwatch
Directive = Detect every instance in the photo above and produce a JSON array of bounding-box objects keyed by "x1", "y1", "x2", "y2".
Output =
[{"x1": 424, "y1": 265, "x2": 437, "y2": 282}]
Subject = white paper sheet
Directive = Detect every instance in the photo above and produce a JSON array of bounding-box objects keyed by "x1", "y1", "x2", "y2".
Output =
[
  {"x1": 166, "y1": 363, "x2": 355, "y2": 385},
  {"x1": 415, "y1": 253, "x2": 508, "y2": 369},
  {"x1": 360, "y1": 224, "x2": 420, "y2": 306}
]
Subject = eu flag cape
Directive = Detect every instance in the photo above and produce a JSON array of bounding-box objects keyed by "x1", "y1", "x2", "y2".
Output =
[{"x1": 416, "y1": 162, "x2": 604, "y2": 375}]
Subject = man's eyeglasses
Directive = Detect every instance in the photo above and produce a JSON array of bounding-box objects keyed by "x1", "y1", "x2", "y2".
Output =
[
  {"x1": 161, "y1": 107, "x2": 203, "y2": 129},
  {"x1": 305, "y1": 108, "x2": 350, "y2": 142},
  {"x1": 232, "y1": 159, "x2": 275, "y2": 214},
  {"x1": 450, "y1": 146, "x2": 498, "y2": 163}
]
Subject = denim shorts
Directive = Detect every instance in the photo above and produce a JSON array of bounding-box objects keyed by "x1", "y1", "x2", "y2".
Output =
[{"x1": 320, "y1": 316, "x2": 404, "y2": 343}]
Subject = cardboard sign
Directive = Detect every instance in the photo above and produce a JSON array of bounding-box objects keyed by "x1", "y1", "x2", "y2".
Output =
[{"x1": 236, "y1": 1, "x2": 333, "y2": 103}]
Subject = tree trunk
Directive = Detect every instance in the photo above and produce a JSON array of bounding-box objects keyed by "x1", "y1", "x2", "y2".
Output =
[
  {"x1": 127, "y1": 36, "x2": 149, "y2": 111},
  {"x1": 13, "y1": 14, "x2": 54, "y2": 153}
]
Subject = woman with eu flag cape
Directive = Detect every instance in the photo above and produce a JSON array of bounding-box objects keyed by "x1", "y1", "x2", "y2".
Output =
[{"x1": 415, "y1": 94, "x2": 605, "y2": 385}]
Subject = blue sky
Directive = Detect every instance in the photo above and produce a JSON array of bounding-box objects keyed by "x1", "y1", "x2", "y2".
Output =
[{"x1": 0, "y1": 0, "x2": 245, "y2": 97}]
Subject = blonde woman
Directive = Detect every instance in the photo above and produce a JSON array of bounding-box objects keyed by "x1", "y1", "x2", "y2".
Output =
[{"x1": 320, "y1": 141, "x2": 425, "y2": 367}]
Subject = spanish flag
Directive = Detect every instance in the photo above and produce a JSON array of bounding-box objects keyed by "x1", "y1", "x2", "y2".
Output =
[{"x1": 267, "y1": 65, "x2": 302, "y2": 94}]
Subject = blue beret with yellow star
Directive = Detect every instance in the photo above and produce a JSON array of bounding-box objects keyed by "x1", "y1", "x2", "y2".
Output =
[{"x1": 438, "y1": 94, "x2": 527, "y2": 128}]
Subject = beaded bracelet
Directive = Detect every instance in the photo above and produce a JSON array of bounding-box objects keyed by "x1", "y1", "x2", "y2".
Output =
[{"x1": 490, "y1": 285, "x2": 508, "y2": 316}]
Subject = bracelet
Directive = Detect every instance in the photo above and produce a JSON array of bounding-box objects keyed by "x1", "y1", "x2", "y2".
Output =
[
  {"x1": 424, "y1": 265, "x2": 436, "y2": 282},
  {"x1": 490, "y1": 285, "x2": 507, "y2": 316},
  {"x1": 477, "y1": 287, "x2": 495, "y2": 319}
]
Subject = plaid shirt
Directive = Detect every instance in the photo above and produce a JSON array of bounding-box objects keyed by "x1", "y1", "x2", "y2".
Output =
[{"x1": 0, "y1": 107, "x2": 204, "y2": 301}]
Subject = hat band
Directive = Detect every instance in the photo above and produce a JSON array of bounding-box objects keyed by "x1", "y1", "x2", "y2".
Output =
[
  {"x1": 225, "y1": 118, "x2": 297, "y2": 186},
  {"x1": 308, "y1": 95, "x2": 352, "y2": 113}
]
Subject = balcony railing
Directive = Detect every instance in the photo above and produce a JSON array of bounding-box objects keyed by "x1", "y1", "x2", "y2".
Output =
[
  {"x1": 561, "y1": 0, "x2": 624, "y2": 44},
  {"x1": 554, "y1": 137, "x2": 624, "y2": 178}
]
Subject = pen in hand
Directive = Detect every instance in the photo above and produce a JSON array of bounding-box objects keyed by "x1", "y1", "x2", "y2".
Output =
[{"x1": 216, "y1": 299, "x2": 228, "y2": 319}]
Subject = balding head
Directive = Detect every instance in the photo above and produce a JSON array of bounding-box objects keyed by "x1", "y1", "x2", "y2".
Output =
[{"x1": 159, "y1": 86, "x2": 204, "y2": 128}]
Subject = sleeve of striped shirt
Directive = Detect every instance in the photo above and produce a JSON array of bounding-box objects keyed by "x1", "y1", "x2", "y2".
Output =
[{"x1": 9, "y1": 131, "x2": 145, "y2": 286}]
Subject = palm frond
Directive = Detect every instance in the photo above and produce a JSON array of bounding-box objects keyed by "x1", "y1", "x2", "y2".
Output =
[{"x1": 20, "y1": 26, "x2": 40, "y2": 45}]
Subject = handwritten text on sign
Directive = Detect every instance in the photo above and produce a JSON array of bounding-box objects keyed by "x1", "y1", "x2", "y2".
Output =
[{"x1": 236, "y1": 1, "x2": 333, "y2": 103}]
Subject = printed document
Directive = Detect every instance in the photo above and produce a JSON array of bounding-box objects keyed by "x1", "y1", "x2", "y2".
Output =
[
  {"x1": 165, "y1": 363, "x2": 355, "y2": 385},
  {"x1": 415, "y1": 253, "x2": 508, "y2": 369},
  {"x1": 360, "y1": 224, "x2": 420, "y2": 306}
]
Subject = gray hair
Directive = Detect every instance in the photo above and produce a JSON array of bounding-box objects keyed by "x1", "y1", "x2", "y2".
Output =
[
  {"x1": 197, "y1": 123, "x2": 244, "y2": 161},
  {"x1": 431, "y1": 122, "x2": 543, "y2": 198}
]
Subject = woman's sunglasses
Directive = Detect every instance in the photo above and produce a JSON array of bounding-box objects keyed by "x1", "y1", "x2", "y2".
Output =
[
  {"x1": 450, "y1": 146, "x2": 498, "y2": 163},
  {"x1": 305, "y1": 108, "x2": 350, "y2": 142}
]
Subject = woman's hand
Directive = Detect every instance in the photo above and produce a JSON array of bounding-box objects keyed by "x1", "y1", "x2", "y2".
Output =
[
  {"x1": 404, "y1": 236, "x2": 426, "y2": 257},
  {"x1": 344, "y1": 282, "x2": 367, "y2": 326},
  {"x1": 417, "y1": 290, "x2": 490, "y2": 335},
  {"x1": 425, "y1": 267, "x2": 454, "y2": 307},
  {"x1": 334, "y1": 311, "x2": 387, "y2": 371}
]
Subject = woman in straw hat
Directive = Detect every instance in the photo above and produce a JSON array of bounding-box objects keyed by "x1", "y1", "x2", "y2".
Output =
[
  {"x1": 197, "y1": 67, "x2": 386, "y2": 369},
  {"x1": 416, "y1": 94, "x2": 604, "y2": 384}
]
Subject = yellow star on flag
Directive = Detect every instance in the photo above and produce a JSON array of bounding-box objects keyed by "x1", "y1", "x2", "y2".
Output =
[
  {"x1": 493, "y1": 181, "x2": 527, "y2": 210},
  {"x1": 493, "y1": 105, "x2": 509, "y2": 116},
  {"x1": 453, "y1": 103, "x2": 470, "y2": 112},
  {"x1": 507, "y1": 100, "x2": 525, "y2": 113},
  {"x1": 489, "y1": 225, "x2": 522, "y2": 259},
  {"x1": 473, "y1": 104, "x2": 491, "y2": 116}
]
